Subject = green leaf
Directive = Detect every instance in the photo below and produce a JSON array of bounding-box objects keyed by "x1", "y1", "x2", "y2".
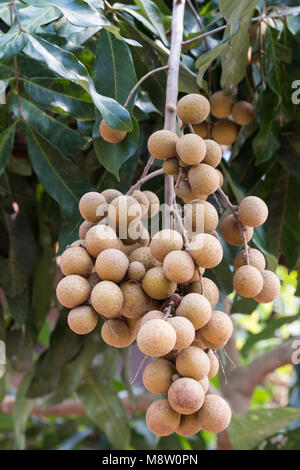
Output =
[
  {"x1": 0, "y1": 122, "x2": 16, "y2": 175},
  {"x1": 134, "y1": 0, "x2": 168, "y2": 45},
  {"x1": 264, "y1": 27, "x2": 292, "y2": 96},
  {"x1": 219, "y1": 0, "x2": 259, "y2": 34},
  {"x1": 196, "y1": 42, "x2": 228, "y2": 87},
  {"x1": 276, "y1": 135, "x2": 300, "y2": 179},
  {"x1": 231, "y1": 296, "x2": 257, "y2": 315},
  {"x1": 0, "y1": 32, "x2": 27, "y2": 60},
  {"x1": 10, "y1": 5, "x2": 61, "y2": 33},
  {"x1": 12, "y1": 370, "x2": 34, "y2": 450},
  {"x1": 58, "y1": 218, "x2": 82, "y2": 254}
]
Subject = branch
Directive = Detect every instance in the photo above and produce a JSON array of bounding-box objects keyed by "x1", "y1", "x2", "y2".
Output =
[
  {"x1": 127, "y1": 168, "x2": 164, "y2": 195},
  {"x1": 124, "y1": 65, "x2": 169, "y2": 108}
]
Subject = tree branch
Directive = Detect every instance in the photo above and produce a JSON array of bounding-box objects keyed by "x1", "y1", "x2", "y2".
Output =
[
  {"x1": 127, "y1": 168, "x2": 164, "y2": 195},
  {"x1": 124, "y1": 65, "x2": 169, "y2": 108}
]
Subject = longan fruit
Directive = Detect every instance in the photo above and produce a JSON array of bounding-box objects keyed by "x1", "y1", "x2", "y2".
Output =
[
  {"x1": 143, "y1": 191, "x2": 160, "y2": 218},
  {"x1": 95, "y1": 248, "x2": 128, "y2": 282},
  {"x1": 189, "y1": 233, "x2": 223, "y2": 268},
  {"x1": 167, "y1": 317, "x2": 195, "y2": 350},
  {"x1": 128, "y1": 261, "x2": 146, "y2": 281},
  {"x1": 185, "y1": 200, "x2": 219, "y2": 234},
  {"x1": 99, "y1": 119, "x2": 127, "y2": 144},
  {"x1": 108, "y1": 195, "x2": 142, "y2": 227},
  {"x1": 207, "y1": 350, "x2": 219, "y2": 379},
  {"x1": 101, "y1": 188, "x2": 122, "y2": 204},
  {"x1": 211, "y1": 120, "x2": 238, "y2": 145},
  {"x1": 196, "y1": 394, "x2": 231, "y2": 433},
  {"x1": 176, "y1": 293, "x2": 212, "y2": 329},
  {"x1": 199, "y1": 376, "x2": 209, "y2": 394},
  {"x1": 138, "y1": 310, "x2": 164, "y2": 329},
  {"x1": 79, "y1": 221, "x2": 95, "y2": 240},
  {"x1": 163, "y1": 158, "x2": 180, "y2": 178},
  {"x1": 176, "y1": 346, "x2": 210, "y2": 381},
  {"x1": 210, "y1": 91, "x2": 234, "y2": 119},
  {"x1": 200, "y1": 310, "x2": 233, "y2": 345},
  {"x1": 137, "y1": 319, "x2": 176, "y2": 356},
  {"x1": 90, "y1": 280, "x2": 123, "y2": 318},
  {"x1": 131, "y1": 190, "x2": 150, "y2": 217},
  {"x1": 176, "y1": 94, "x2": 210, "y2": 124},
  {"x1": 125, "y1": 317, "x2": 140, "y2": 340},
  {"x1": 129, "y1": 247, "x2": 161, "y2": 270},
  {"x1": 101, "y1": 318, "x2": 133, "y2": 348},
  {"x1": 150, "y1": 229, "x2": 183, "y2": 262},
  {"x1": 79, "y1": 192, "x2": 107, "y2": 223},
  {"x1": 176, "y1": 134, "x2": 206, "y2": 165},
  {"x1": 193, "y1": 330, "x2": 225, "y2": 350},
  {"x1": 163, "y1": 250, "x2": 195, "y2": 283},
  {"x1": 202, "y1": 139, "x2": 222, "y2": 167},
  {"x1": 234, "y1": 248, "x2": 266, "y2": 271},
  {"x1": 67, "y1": 306, "x2": 98, "y2": 335},
  {"x1": 233, "y1": 265, "x2": 264, "y2": 298},
  {"x1": 70, "y1": 239, "x2": 85, "y2": 248},
  {"x1": 60, "y1": 246, "x2": 93, "y2": 277},
  {"x1": 85, "y1": 224, "x2": 119, "y2": 258},
  {"x1": 216, "y1": 169, "x2": 224, "y2": 187},
  {"x1": 253, "y1": 270, "x2": 281, "y2": 303},
  {"x1": 143, "y1": 359, "x2": 176, "y2": 394},
  {"x1": 119, "y1": 281, "x2": 150, "y2": 318},
  {"x1": 142, "y1": 267, "x2": 177, "y2": 300},
  {"x1": 162, "y1": 350, "x2": 178, "y2": 364},
  {"x1": 188, "y1": 164, "x2": 220, "y2": 196},
  {"x1": 175, "y1": 179, "x2": 194, "y2": 203},
  {"x1": 176, "y1": 414, "x2": 202, "y2": 437},
  {"x1": 168, "y1": 377, "x2": 205, "y2": 414},
  {"x1": 188, "y1": 277, "x2": 219, "y2": 309},
  {"x1": 220, "y1": 214, "x2": 253, "y2": 246},
  {"x1": 147, "y1": 130, "x2": 179, "y2": 160},
  {"x1": 193, "y1": 122, "x2": 208, "y2": 138},
  {"x1": 238, "y1": 196, "x2": 268, "y2": 227},
  {"x1": 146, "y1": 399, "x2": 180, "y2": 436},
  {"x1": 232, "y1": 101, "x2": 255, "y2": 125},
  {"x1": 56, "y1": 275, "x2": 91, "y2": 309}
]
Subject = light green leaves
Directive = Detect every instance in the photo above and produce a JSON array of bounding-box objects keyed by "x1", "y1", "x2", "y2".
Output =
[
  {"x1": 0, "y1": 122, "x2": 16, "y2": 174},
  {"x1": 219, "y1": 0, "x2": 259, "y2": 34},
  {"x1": 196, "y1": 42, "x2": 228, "y2": 87},
  {"x1": 0, "y1": 32, "x2": 27, "y2": 60}
]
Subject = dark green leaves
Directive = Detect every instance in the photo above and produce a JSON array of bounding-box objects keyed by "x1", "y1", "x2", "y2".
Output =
[
  {"x1": 219, "y1": 0, "x2": 259, "y2": 34},
  {"x1": 0, "y1": 122, "x2": 16, "y2": 174},
  {"x1": 196, "y1": 42, "x2": 228, "y2": 87},
  {"x1": 0, "y1": 32, "x2": 27, "y2": 60},
  {"x1": 264, "y1": 27, "x2": 292, "y2": 96}
]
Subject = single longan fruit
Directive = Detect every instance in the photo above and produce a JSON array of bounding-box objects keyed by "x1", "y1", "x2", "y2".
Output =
[
  {"x1": 60, "y1": 246, "x2": 93, "y2": 277},
  {"x1": 143, "y1": 359, "x2": 176, "y2": 394},
  {"x1": 176, "y1": 414, "x2": 202, "y2": 437},
  {"x1": 138, "y1": 310, "x2": 164, "y2": 329},
  {"x1": 168, "y1": 377, "x2": 205, "y2": 414},
  {"x1": 147, "y1": 130, "x2": 179, "y2": 160},
  {"x1": 234, "y1": 248, "x2": 266, "y2": 271},
  {"x1": 143, "y1": 191, "x2": 160, "y2": 218},
  {"x1": 56, "y1": 275, "x2": 91, "y2": 309},
  {"x1": 189, "y1": 233, "x2": 223, "y2": 268},
  {"x1": 128, "y1": 261, "x2": 146, "y2": 280},
  {"x1": 207, "y1": 350, "x2": 219, "y2": 379},
  {"x1": 253, "y1": 270, "x2": 281, "y2": 303},
  {"x1": 79, "y1": 221, "x2": 95, "y2": 240},
  {"x1": 87, "y1": 272, "x2": 100, "y2": 289},
  {"x1": 125, "y1": 317, "x2": 140, "y2": 340},
  {"x1": 202, "y1": 139, "x2": 222, "y2": 167},
  {"x1": 193, "y1": 122, "x2": 208, "y2": 138},
  {"x1": 167, "y1": 317, "x2": 195, "y2": 350},
  {"x1": 163, "y1": 250, "x2": 195, "y2": 284},
  {"x1": 216, "y1": 169, "x2": 224, "y2": 187},
  {"x1": 163, "y1": 158, "x2": 180, "y2": 178},
  {"x1": 199, "y1": 376, "x2": 209, "y2": 394},
  {"x1": 99, "y1": 119, "x2": 127, "y2": 144},
  {"x1": 193, "y1": 330, "x2": 225, "y2": 350},
  {"x1": 146, "y1": 399, "x2": 180, "y2": 436},
  {"x1": 108, "y1": 195, "x2": 142, "y2": 228},
  {"x1": 142, "y1": 267, "x2": 177, "y2": 300},
  {"x1": 176, "y1": 134, "x2": 206, "y2": 165},
  {"x1": 232, "y1": 101, "x2": 255, "y2": 125},
  {"x1": 185, "y1": 200, "x2": 219, "y2": 234},
  {"x1": 90, "y1": 280, "x2": 123, "y2": 317},
  {"x1": 101, "y1": 318, "x2": 133, "y2": 348},
  {"x1": 129, "y1": 247, "x2": 161, "y2": 270},
  {"x1": 95, "y1": 248, "x2": 129, "y2": 282},
  {"x1": 238, "y1": 196, "x2": 268, "y2": 227},
  {"x1": 70, "y1": 239, "x2": 85, "y2": 248},
  {"x1": 176, "y1": 346, "x2": 210, "y2": 381},
  {"x1": 188, "y1": 164, "x2": 220, "y2": 196},
  {"x1": 176, "y1": 94, "x2": 210, "y2": 124},
  {"x1": 233, "y1": 265, "x2": 264, "y2": 298},
  {"x1": 131, "y1": 190, "x2": 150, "y2": 217},
  {"x1": 101, "y1": 188, "x2": 122, "y2": 204},
  {"x1": 188, "y1": 277, "x2": 219, "y2": 309},
  {"x1": 137, "y1": 319, "x2": 176, "y2": 356},
  {"x1": 176, "y1": 293, "x2": 212, "y2": 329},
  {"x1": 67, "y1": 306, "x2": 98, "y2": 335},
  {"x1": 196, "y1": 394, "x2": 231, "y2": 433},
  {"x1": 220, "y1": 214, "x2": 253, "y2": 246},
  {"x1": 85, "y1": 224, "x2": 119, "y2": 258},
  {"x1": 211, "y1": 120, "x2": 238, "y2": 145},
  {"x1": 150, "y1": 229, "x2": 183, "y2": 262},
  {"x1": 200, "y1": 310, "x2": 233, "y2": 345},
  {"x1": 210, "y1": 91, "x2": 234, "y2": 119},
  {"x1": 119, "y1": 281, "x2": 150, "y2": 318},
  {"x1": 175, "y1": 179, "x2": 194, "y2": 203},
  {"x1": 79, "y1": 192, "x2": 107, "y2": 223}
]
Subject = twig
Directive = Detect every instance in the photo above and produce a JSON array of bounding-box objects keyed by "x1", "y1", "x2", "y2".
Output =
[
  {"x1": 11, "y1": 0, "x2": 23, "y2": 33},
  {"x1": 124, "y1": 65, "x2": 169, "y2": 108},
  {"x1": 127, "y1": 168, "x2": 164, "y2": 195},
  {"x1": 188, "y1": 123, "x2": 195, "y2": 133},
  {"x1": 186, "y1": 0, "x2": 209, "y2": 50},
  {"x1": 130, "y1": 355, "x2": 148, "y2": 385},
  {"x1": 135, "y1": 156, "x2": 155, "y2": 191}
]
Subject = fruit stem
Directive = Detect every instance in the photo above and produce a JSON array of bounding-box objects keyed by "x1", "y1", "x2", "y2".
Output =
[
  {"x1": 124, "y1": 65, "x2": 170, "y2": 109},
  {"x1": 127, "y1": 168, "x2": 164, "y2": 195}
]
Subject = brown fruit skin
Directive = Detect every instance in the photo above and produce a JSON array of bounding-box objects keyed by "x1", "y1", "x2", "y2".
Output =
[
  {"x1": 67, "y1": 306, "x2": 98, "y2": 335},
  {"x1": 200, "y1": 310, "x2": 233, "y2": 345},
  {"x1": 193, "y1": 329, "x2": 225, "y2": 350},
  {"x1": 199, "y1": 376, "x2": 209, "y2": 394},
  {"x1": 193, "y1": 122, "x2": 208, "y2": 138},
  {"x1": 253, "y1": 270, "x2": 281, "y2": 303},
  {"x1": 211, "y1": 120, "x2": 238, "y2": 145},
  {"x1": 119, "y1": 281, "x2": 150, "y2": 318},
  {"x1": 56, "y1": 275, "x2": 91, "y2": 309},
  {"x1": 168, "y1": 377, "x2": 205, "y2": 415},
  {"x1": 90, "y1": 280, "x2": 123, "y2": 318},
  {"x1": 143, "y1": 359, "x2": 176, "y2": 394},
  {"x1": 138, "y1": 310, "x2": 164, "y2": 329},
  {"x1": 95, "y1": 248, "x2": 129, "y2": 282},
  {"x1": 220, "y1": 214, "x2": 253, "y2": 246},
  {"x1": 142, "y1": 267, "x2": 177, "y2": 300},
  {"x1": 234, "y1": 248, "x2": 266, "y2": 271},
  {"x1": 216, "y1": 169, "x2": 224, "y2": 187},
  {"x1": 101, "y1": 188, "x2": 122, "y2": 204},
  {"x1": 79, "y1": 192, "x2": 107, "y2": 223},
  {"x1": 176, "y1": 134, "x2": 206, "y2": 165},
  {"x1": 238, "y1": 196, "x2": 268, "y2": 227},
  {"x1": 79, "y1": 221, "x2": 95, "y2": 240},
  {"x1": 146, "y1": 399, "x2": 180, "y2": 436},
  {"x1": 147, "y1": 130, "x2": 179, "y2": 160},
  {"x1": 176, "y1": 414, "x2": 202, "y2": 437},
  {"x1": 150, "y1": 229, "x2": 183, "y2": 262},
  {"x1": 189, "y1": 233, "x2": 223, "y2": 268},
  {"x1": 131, "y1": 190, "x2": 150, "y2": 217},
  {"x1": 203, "y1": 139, "x2": 222, "y2": 167},
  {"x1": 101, "y1": 319, "x2": 134, "y2": 348},
  {"x1": 176, "y1": 293, "x2": 212, "y2": 330},
  {"x1": 233, "y1": 265, "x2": 264, "y2": 298},
  {"x1": 163, "y1": 158, "x2": 180, "y2": 178},
  {"x1": 185, "y1": 200, "x2": 219, "y2": 234},
  {"x1": 176, "y1": 94, "x2": 210, "y2": 124},
  {"x1": 108, "y1": 195, "x2": 142, "y2": 228},
  {"x1": 60, "y1": 247, "x2": 93, "y2": 277},
  {"x1": 232, "y1": 101, "x2": 255, "y2": 125},
  {"x1": 143, "y1": 191, "x2": 160, "y2": 218},
  {"x1": 163, "y1": 250, "x2": 195, "y2": 283},
  {"x1": 85, "y1": 224, "x2": 119, "y2": 258},
  {"x1": 129, "y1": 247, "x2": 162, "y2": 270},
  {"x1": 188, "y1": 277, "x2": 220, "y2": 309},
  {"x1": 99, "y1": 120, "x2": 127, "y2": 144},
  {"x1": 176, "y1": 346, "x2": 210, "y2": 381},
  {"x1": 188, "y1": 164, "x2": 220, "y2": 196},
  {"x1": 196, "y1": 394, "x2": 232, "y2": 433},
  {"x1": 207, "y1": 350, "x2": 220, "y2": 379},
  {"x1": 210, "y1": 91, "x2": 234, "y2": 119},
  {"x1": 137, "y1": 319, "x2": 176, "y2": 357},
  {"x1": 128, "y1": 261, "x2": 146, "y2": 281},
  {"x1": 167, "y1": 317, "x2": 195, "y2": 350}
]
